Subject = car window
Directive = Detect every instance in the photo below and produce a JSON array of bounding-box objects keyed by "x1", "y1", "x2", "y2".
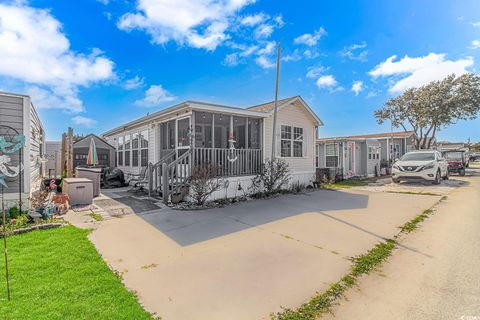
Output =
[
  {"x1": 444, "y1": 152, "x2": 463, "y2": 161},
  {"x1": 400, "y1": 152, "x2": 435, "y2": 161}
]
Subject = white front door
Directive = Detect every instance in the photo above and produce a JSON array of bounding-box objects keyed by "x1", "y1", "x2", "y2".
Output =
[{"x1": 176, "y1": 116, "x2": 191, "y2": 157}]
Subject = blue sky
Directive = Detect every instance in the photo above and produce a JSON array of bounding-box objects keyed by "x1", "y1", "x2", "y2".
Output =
[{"x1": 0, "y1": 0, "x2": 479, "y2": 142}]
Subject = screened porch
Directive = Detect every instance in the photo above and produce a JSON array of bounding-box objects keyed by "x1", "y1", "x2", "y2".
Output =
[{"x1": 157, "y1": 111, "x2": 263, "y2": 177}]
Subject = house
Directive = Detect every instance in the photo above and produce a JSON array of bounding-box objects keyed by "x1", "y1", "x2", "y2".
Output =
[
  {"x1": 102, "y1": 96, "x2": 322, "y2": 201},
  {"x1": 316, "y1": 137, "x2": 381, "y2": 178},
  {"x1": 72, "y1": 134, "x2": 116, "y2": 168},
  {"x1": 0, "y1": 91, "x2": 45, "y2": 204},
  {"x1": 333, "y1": 131, "x2": 417, "y2": 162}
]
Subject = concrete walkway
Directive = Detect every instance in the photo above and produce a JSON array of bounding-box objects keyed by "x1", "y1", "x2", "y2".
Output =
[
  {"x1": 85, "y1": 187, "x2": 445, "y2": 320},
  {"x1": 321, "y1": 168, "x2": 480, "y2": 320}
]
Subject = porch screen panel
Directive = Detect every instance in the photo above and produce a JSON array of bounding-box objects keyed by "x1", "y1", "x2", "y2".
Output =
[
  {"x1": 194, "y1": 112, "x2": 212, "y2": 148},
  {"x1": 248, "y1": 118, "x2": 261, "y2": 149},
  {"x1": 214, "y1": 114, "x2": 229, "y2": 148},
  {"x1": 233, "y1": 117, "x2": 246, "y2": 149},
  {"x1": 167, "y1": 120, "x2": 176, "y2": 149},
  {"x1": 177, "y1": 118, "x2": 190, "y2": 147}
]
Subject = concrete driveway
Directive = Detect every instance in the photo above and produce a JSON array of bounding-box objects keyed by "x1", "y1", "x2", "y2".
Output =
[{"x1": 88, "y1": 188, "x2": 442, "y2": 320}]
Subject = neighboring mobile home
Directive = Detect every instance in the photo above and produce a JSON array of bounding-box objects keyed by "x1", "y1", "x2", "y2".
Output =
[
  {"x1": 73, "y1": 134, "x2": 116, "y2": 168},
  {"x1": 329, "y1": 131, "x2": 417, "y2": 163},
  {"x1": 0, "y1": 91, "x2": 45, "y2": 204},
  {"x1": 316, "y1": 137, "x2": 381, "y2": 178},
  {"x1": 102, "y1": 96, "x2": 322, "y2": 201}
]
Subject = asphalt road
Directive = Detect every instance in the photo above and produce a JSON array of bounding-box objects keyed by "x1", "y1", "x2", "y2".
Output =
[{"x1": 322, "y1": 166, "x2": 480, "y2": 320}]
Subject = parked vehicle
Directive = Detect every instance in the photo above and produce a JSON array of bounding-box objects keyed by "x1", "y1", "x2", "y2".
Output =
[
  {"x1": 442, "y1": 150, "x2": 467, "y2": 176},
  {"x1": 470, "y1": 152, "x2": 480, "y2": 162},
  {"x1": 392, "y1": 150, "x2": 449, "y2": 184}
]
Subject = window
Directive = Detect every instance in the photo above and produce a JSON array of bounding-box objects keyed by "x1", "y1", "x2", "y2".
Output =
[
  {"x1": 132, "y1": 133, "x2": 139, "y2": 167},
  {"x1": 368, "y1": 147, "x2": 373, "y2": 160},
  {"x1": 293, "y1": 127, "x2": 303, "y2": 157},
  {"x1": 281, "y1": 125, "x2": 304, "y2": 157},
  {"x1": 99, "y1": 154, "x2": 108, "y2": 161},
  {"x1": 168, "y1": 120, "x2": 176, "y2": 149},
  {"x1": 140, "y1": 130, "x2": 149, "y2": 167},
  {"x1": 124, "y1": 134, "x2": 131, "y2": 166},
  {"x1": 280, "y1": 125, "x2": 292, "y2": 157},
  {"x1": 325, "y1": 143, "x2": 339, "y2": 168},
  {"x1": 118, "y1": 136, "x2": 123, "y2": 166},
  {"x1": 315, "y1": 144, "x2": 319, "y2": 168}
]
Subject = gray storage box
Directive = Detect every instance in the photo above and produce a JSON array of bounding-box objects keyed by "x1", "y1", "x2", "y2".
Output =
[
  {"x1": 75, "y1": 167, "x2": 102, "y2": 197},
  {"x1": 63, "y1": 178, "x2": 94, "y2": 206}
]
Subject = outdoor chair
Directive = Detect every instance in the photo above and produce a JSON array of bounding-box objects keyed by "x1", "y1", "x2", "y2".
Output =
[{"x1": 128, "y1": 166, "x2": 149, "y2": 192}]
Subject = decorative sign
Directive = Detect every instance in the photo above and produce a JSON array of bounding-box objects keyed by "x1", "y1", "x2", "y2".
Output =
[
  {"x1": 227, "y1": 132, "x2": 238, "y2": 162},
  {"x1": 0, "y1": 134, "x2": 25, "y2": 188}
]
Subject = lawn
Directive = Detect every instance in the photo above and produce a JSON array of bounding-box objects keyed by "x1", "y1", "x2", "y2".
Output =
[
  {"x1": 0, "y1": 226, "x2": 154, "y2": 320},
  {"x1": 324, "y1": 179, "x2": 369, "y2": 189}
]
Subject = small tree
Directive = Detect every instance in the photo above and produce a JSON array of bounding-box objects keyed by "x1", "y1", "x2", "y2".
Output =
[
  {"x1": 252, "y1": 158, "x2": 290, "y2": 194},
  {"x1": 375, "y1": 73, "x2": 480, "y2": 149},
  {"x1": 188, "y1": 164, "x2": 222, "y2": 206}
]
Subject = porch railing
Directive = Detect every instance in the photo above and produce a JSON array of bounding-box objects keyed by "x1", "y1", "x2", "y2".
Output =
[
  {"x1": 162, "y1": 149, "x2": 191, "y2": 203},
  {"x1": 192, "y1": 148, "x2": 262, "y2": 177},
  {"x1": 148, "y1": 150, "x2": 176, "y2": 197}
]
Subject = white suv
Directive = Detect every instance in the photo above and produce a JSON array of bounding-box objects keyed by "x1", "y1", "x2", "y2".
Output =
[{"x1": 392, "y1": 150, "x2": 449, "y2": 184}]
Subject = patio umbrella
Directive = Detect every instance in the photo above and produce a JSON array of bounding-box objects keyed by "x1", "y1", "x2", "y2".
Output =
[{"x1": 86, "y1": 138, "x2": 98, "y2": 166}]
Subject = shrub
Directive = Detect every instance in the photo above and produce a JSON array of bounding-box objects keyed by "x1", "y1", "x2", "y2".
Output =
[
  {"x1": 251, "y1": 158, "x2": 290, "y2": 195},
  {"x1": 189, "y1": 164, "x2": 223, "y2": 205},
  {"x1": 7, "y1": 206, "x2": 21, "y2": 219}
]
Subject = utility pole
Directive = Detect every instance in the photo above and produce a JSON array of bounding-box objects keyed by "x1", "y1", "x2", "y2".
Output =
[{"x1": 271, "y1": 42, "x2": 281, "y2": 160}]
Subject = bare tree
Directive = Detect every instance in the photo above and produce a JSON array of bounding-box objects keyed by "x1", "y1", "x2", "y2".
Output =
[
  {"x1": 375, "y1": 73, "x2": 480, "y2": 149},
  {"x1": 188, "y1": 164, "x2": 222, "y2": 205},
  {"x1": 252, "y1": 158, "x2": 291, "y2": 194}
]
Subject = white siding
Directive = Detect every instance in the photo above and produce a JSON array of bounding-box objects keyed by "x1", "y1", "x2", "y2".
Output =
[{"x1": 263, "y1": 100, "x2": 317, "y2": 174}]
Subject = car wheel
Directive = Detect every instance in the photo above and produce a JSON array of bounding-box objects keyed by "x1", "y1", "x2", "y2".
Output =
[
  {"x1": 443, "y1": 170, "x2": 449, "y2": 180},
  {"x1": 433, "y1": 170, "x2": 441, "y2": 185},
  {"x1": 459, "y1": 168, "x2": 466, "y2": 176},
  {"x1": 392, "y1": 178, "x2": 400, "y2": 184}
]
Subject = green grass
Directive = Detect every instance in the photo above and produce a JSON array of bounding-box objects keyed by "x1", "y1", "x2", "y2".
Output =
[
  {"x1": 323, "y1": 179, "x2": 369, "y2": 189},
  {"x1": 89, "y1": 212, "x2": 104, "y2": 221},
  {"x1": 0, "y1": 226, "x2": 154, "y2": 320}
]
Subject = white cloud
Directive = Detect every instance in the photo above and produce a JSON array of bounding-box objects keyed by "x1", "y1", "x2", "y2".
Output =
[
  {"x1": 123, "y1": 76, "x2": 144, "y2": 90},
  {"x1": 223, "y1": 53, "x2": 240, "y2": 66},
  {"x1": 72, "y1": 116, "x2": 98, "y2": 127},
  {"x1": 254, "y1": 23, "x2": 274, "y2": 38},
  {"x1": 135, "y1": 84, "x2": 176, "y2": 106},
  {"x1": 369, "y1": 53, "x2": 474, "y2": 93},
  {"x1": 471, "y1": 40, "x2": 480, "y2": 49},
  {"x1": 117, "y1": 0, "x2": 255, "y2": 51},
  {"x1": 0, "y1": 3, "x2": 115, "y2": 112},
  {"x1": 240, "y1": 13, "x2": 266, "y2": 26},
  {"x1": 351, "y1": 80, "x2": 364, "y2": 96},
  {"x1": 257, "y1": 41, "x2": 275, "y2": 55},
  {"x1": 471, "y1": 21, "x2": 480, "y2": 28},
  {"x1": 306, "y1": 66, "x2": 326, "y2": 79},
  {"x1": 293, "y1": 27, "x2": 326, "y2": 46},
  {"x1": 340, "y1": 41, "x2": 368, "y2": 62},
  {"x1": 255, "y1": 56, "x2": 274, "y2": 69},
  {"x1": 316, "y1": 75, "x2": 337, "y2": 88},
  {"x1": 97, "y1": 0, "x2": 109, "y2": 5}
]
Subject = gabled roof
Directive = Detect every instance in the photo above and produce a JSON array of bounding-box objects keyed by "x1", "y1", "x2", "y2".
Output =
[
  {"x1": 248, "y1": 95, "x2": 323, "y2": 126},
  {"x1": 73, "y1": 133, "x2": 115, "y2": 149}
]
